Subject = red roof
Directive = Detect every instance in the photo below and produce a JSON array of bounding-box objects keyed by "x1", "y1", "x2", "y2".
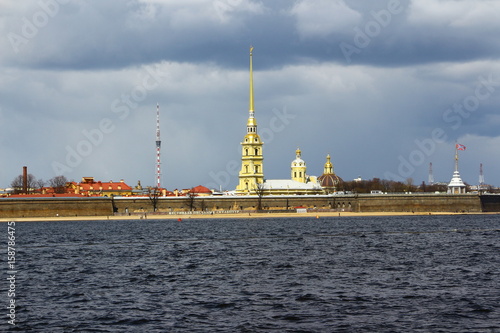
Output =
[
  {"x1": 189, "y1": 185, "x2": 212, "y2": 194},
  {"x1": 77, "y1": 180, "x2": 132, "y2": 192}
]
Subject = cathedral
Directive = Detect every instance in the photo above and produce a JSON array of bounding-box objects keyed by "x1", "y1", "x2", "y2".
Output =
[
  {"x1": 235, "y1": 46, "x2": 264, "y2": 194},
  {"x1": 235, "y1": 47, "x2": 342, "y2": 195}
]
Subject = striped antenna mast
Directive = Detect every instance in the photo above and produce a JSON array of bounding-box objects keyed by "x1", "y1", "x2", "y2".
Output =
[{"x1": 155, "y1": 103, "x2": 162, "y2": 188}]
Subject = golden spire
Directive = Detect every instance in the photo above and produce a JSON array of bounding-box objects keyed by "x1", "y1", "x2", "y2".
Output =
[
  {"x1": 249, "y1": 46, "x2": 254, "y2": 114},
  {"x1": 246, "y1": 46, "x2": 257, "y2": 131}
]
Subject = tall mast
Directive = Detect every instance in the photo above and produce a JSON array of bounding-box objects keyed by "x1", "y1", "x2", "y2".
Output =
[
  {"x1": 428, "y1": 162, "x2": 434, "y2": 185},
  {"x1": 479, "y1": 163, "x2": 484, "y2": 186},
  {"x1": 156, "y1": 103, "x2": 162, "y2": 188},
  {"x1": 249, "y1": 46, "x2": 254, "y2": 116}
]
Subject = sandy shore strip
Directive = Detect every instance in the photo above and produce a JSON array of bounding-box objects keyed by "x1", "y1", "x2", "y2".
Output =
[{"x1": 1, "y1": 211, "x2": 495, "y2": 222}]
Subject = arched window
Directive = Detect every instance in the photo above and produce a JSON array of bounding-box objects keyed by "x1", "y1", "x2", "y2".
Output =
[
  {"x1": 255, "y1": 148, "x2": 259, "y2": 155},
  {"x1": 245, "y1": 148, "x2": 249, "y2": 156}
]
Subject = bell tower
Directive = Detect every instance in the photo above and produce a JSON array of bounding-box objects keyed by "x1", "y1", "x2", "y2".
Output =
[
  {"x1": 291, "y1": 148, "x2": 307, "y2": 183},
  {"x1": 236, "y1": 47, "x2": 264, "y2": 194}
]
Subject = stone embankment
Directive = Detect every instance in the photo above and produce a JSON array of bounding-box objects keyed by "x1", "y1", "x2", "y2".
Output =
[{"x1": 1, "y1": 194, "x2": 498, "y2": 218}]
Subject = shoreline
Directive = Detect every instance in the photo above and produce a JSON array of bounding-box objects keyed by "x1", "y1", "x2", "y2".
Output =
[{"x1": 1, "y1": 211, "x2": 497, "y2": 222}]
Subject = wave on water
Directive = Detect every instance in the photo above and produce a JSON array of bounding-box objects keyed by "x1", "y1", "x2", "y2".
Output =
[{"x1": 10, "y1": 215, "x2": 500, "y2": 332}]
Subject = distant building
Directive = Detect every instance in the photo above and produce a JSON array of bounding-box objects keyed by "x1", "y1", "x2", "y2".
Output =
[
  {"x1": 67, "y1": 177, "x2": 133, "y2": 197},
  {"x1": 188, "y1": 185, "x2": 213, "y2": 196},
  {"x1": 261, "y1": 179, "x2": 324, "y2": 196},
  {"x1": 260, "y1": 149, "x2": 324, "y2": 195}
]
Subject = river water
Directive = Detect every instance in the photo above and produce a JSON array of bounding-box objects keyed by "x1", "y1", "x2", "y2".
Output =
[{"x1": 4, "y1": 215, "x2": 500, "y2": 332}]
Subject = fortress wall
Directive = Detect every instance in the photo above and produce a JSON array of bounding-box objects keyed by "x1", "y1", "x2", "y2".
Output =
[
  {"x1": 0, "y1": 198, "x2": 113, "y2": 218},
  {"x1": 0, "y1": 194, "x2": 489, "y2": 218},
  {"x1": 112, "y1": 196, "x2": 347, "y2": 213},
  {"x1": 112, "y1": 194, "x2": 482, "y2": 214},
  {"x1": 355, "y1": 194, "x2": 481, "y2": 213},
  {"x1": 480, "y1": 194, "x2": 500, "y2": 212}
]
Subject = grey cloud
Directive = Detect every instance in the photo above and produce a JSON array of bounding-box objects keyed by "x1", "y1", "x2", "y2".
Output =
[{"x1": 1, "y1": 0, "x2": 500, "y2": 189}]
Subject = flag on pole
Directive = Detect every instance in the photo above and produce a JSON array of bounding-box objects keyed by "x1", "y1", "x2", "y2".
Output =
[{"x1": 456, "y1": 143, "x2": 466, "y2": 151}]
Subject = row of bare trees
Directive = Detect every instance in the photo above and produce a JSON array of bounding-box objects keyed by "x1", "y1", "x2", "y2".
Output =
[
  {"x1": 341, "y1": 177, "x2": 500, "y2": 194},
  {"x1": 148, "y1": 188, "x2": 207, "y2": 212},
  {"x1": 10, "y1": 174, "x2": 68, "y2": 194},
  {"x1": 341, "y1": 178, "x2": 449, "y2": 193}
]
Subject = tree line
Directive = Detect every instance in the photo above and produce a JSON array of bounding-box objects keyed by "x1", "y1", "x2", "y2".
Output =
[
  {"x1": 340, "y1": 178, "x2": 447, "y2": 193},
  {"x1": 10, "y1": 174, "x2": 69, "y2": 194},
  {"x1": 340, "y1": 177, "x2": 498, "y2": 194}
]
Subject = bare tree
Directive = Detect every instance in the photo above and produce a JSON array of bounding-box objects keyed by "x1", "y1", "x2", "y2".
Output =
[
  {"x1": 148, "y1": 187, "x2": 160, "y2": 212},
  {"x1": 35, "y1": 179, "x2": 45, "y2": 191},
  {"x1": 186, "y1": 191, "x2": 197, "y2": 211},
  {"x1": 405, "y1": 178, "x2": 414, "y2": 192},
  {"x1": 254, "y1": 182, "x2": 266, "y2": 211},
  {"x1": 10, "y1": 173, "x2": 38, "y2": 194},
  {"x1": 49, "y1": 175, "x2": 68, "y2": 193}
]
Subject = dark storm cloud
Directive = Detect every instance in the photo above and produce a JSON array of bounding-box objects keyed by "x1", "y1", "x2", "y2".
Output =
[
  {"x1": 3, "y1": 0, "x2": 499, "y2": 71},
  {"x1": 1, "y1": 0, "x2": 500, "y2": 189}
]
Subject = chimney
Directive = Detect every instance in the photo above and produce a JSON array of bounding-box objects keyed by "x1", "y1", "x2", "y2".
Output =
[{"x1": 22, "y1": 166, "x2": 28, "y2": 194}]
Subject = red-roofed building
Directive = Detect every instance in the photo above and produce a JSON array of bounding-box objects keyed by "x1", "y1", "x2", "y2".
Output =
[{"x1": 67, "y1": 177, "x2": 133, "y2": 197}]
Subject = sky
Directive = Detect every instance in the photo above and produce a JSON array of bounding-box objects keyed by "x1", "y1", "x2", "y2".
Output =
[{"x1": 1, "y1": 0, "x2": 499, "y2": 190}]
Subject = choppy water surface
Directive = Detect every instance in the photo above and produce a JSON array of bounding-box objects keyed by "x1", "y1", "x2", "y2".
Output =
[{"x1": 6, "y1": 215, "x2": 500, "y2": 332}]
